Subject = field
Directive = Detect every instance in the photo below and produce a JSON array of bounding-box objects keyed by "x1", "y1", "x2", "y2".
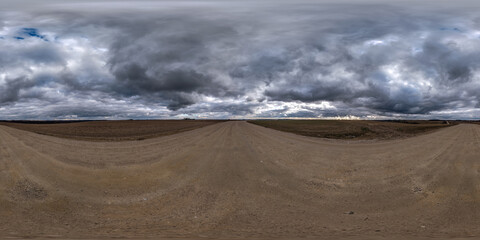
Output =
[
  {"x1": 0, "y1": 120, "x2": 479, "y2": 239},
  {"x1": 249, "y1": 120, "x2": 453, "y2": 140},
  {"x1": 0, "y1": 120, "x2": 223, "y2": 141}
]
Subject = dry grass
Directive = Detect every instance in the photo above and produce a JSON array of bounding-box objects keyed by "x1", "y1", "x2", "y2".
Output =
[
  {"x1": 248, "y1": 120, "x2": 454, "y2": 140},
  {"x1": 0, "y1": 120, "x2": 224, "y2": 141}
]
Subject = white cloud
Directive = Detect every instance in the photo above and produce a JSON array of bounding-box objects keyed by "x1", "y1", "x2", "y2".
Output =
[{"x1": 0, "y1": 0, "x2": 480, "y2": 119}]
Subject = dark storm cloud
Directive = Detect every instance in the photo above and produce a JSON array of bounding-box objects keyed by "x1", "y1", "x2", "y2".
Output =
[
  {"x1": 1, "y1": 0, "x2": 480, "y2": 119},
  {"x1": 0, "y1": 77, "x2": 35, "y2": 104}
]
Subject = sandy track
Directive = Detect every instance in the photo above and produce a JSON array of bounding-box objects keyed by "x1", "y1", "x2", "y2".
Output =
[{"x1": 0, "y1": 121, "x2": 478, "y2": 239}]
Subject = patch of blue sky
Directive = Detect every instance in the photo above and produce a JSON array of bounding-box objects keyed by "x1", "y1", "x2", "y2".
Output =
[
  {"x1": 13, "y1": 28, "x2": 48, "y2": 41},
  {"x1": 23, "y1": 28, "x2": 45, "y2": 38},
  {"x1": 439, "y1": 27, "x2": 461, "y2": 32}
]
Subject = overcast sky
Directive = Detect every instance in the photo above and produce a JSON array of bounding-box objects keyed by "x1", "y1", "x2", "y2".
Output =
[{"x1": 1, "y1": 0, "x2": 480, "y2": 119}]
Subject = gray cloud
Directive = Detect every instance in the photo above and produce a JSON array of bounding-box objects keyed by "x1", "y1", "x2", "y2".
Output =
[
  {"x1": 0, "y1": 0, "x2": 480, "y2": 119},
  {"x1": 0, "y1": 77, "x2": 35, "y2": 104}
]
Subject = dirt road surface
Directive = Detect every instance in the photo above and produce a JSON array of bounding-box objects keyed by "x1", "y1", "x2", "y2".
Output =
[{"x1": 0, "y1": 121, "x2": 478, "y2": 239}]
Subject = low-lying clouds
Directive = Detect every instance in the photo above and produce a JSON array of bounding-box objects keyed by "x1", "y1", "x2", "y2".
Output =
[{"x1": 1, "y1": 0, "x2": 480, "y2": 119}]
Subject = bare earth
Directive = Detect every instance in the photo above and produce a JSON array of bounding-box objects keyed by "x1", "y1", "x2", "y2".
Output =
[
  {"x1": 0, "y1": 121, "x2": 479, "y2": 239},
  {"x1": 249, "y1": 120, "x2": 453, "y2": 140},
  {"x1": 0, "y1": 120, "x2": 223, "y2": 141}
]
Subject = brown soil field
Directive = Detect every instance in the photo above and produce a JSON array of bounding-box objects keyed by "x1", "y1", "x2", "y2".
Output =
[
  {"x1": 0, "y1": 121, "x2": 479, "y2": 239},
  {"x1": 0, "y1": 120, "x2": 223, "y2": 141},
  {"x1": 249, "y1": 120, "x2": 453, "y2": 140}
]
